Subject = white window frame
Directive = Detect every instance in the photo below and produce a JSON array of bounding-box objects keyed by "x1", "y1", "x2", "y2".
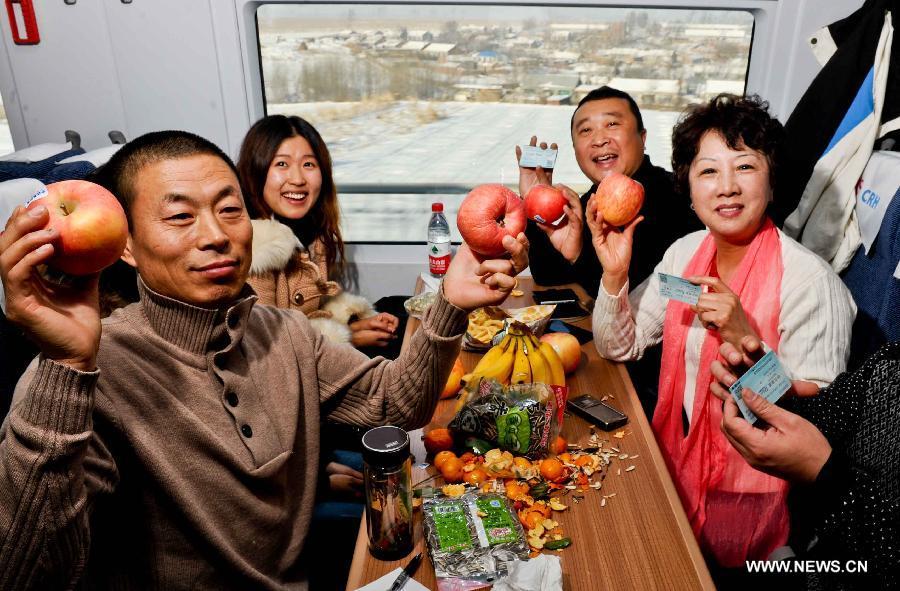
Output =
[{"x1": 219, "y1": 0, "x2": 847, "y2": 298}]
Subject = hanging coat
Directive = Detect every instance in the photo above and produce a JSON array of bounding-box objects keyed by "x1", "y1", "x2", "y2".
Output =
[{"x1": 775, "y1": 0, "x2": 900, "y2": 272}]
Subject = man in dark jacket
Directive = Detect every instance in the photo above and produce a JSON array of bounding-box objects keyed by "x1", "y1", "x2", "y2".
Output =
[
  {"x1": 519, "y1": 87, "x2": 701, "y2": 416},
  {"x1": 519, "y1": 86, "x2": 700, "y2": 297}
]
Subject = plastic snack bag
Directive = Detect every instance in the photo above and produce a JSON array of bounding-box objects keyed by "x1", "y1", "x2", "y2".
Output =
[
  {"x1": 449, "y1": 379, "x2": 559, "y2": 458},
  {"x1": 423, "y1": 492, "x2": 530, "y2": 591}
]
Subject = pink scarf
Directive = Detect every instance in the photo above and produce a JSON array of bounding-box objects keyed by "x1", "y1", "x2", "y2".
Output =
[{"x1": 652, "y1": 219, "x2": 789, "y2": 567}]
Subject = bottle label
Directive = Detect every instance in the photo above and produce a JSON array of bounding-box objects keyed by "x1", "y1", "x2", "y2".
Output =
[{"x1": 428, "y1": 241, "x2": 451, "y2": 275}]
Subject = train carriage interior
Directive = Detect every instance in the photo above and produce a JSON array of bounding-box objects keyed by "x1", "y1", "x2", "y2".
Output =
[{"x1": 0, "y1": 0, "x2": 898, "y2": 589}]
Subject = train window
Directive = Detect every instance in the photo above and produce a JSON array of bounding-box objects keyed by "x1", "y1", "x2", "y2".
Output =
[
  {"x1": 256, "y1": 4, "x2": 753, "y2": 242},
  {"x1": 0, "y1": 95, "x2": 13, "y2": 156}
]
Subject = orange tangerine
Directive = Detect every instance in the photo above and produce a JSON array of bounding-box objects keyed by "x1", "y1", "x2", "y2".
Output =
[
  {"x1": 440, "y1": 457, "x2": 465, "y2": 484},
  {"x1": 513, "y1": 457, "x2": 533, "y2": 472},
  {"x1": 551, "y1": 435, "x2": 567, "y2": 455},
  {"x1": 463, "y1": 467, "x2": 489, "y2": 485},
  {"x1": 424, "y1": 428, "x2": 454, "y2": 455},
  {"x1": 433, "y1": 450, "x2": 457, "y2": 472},
  {"x1": 504, "y1": 480, "x2": 530, "y2": 500},
  {"x1": 539, "y1": 458, "x2": 566, "y2": 482}
]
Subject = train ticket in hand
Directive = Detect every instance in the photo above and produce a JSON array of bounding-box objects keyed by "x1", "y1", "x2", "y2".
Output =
[
  {"x1": 519, "y1": 145, "x2": 557, "y2": 169},
  {"x1": 658, "y1": 273, "x2": 701, "y2": 305},
  {"x1": 729, "y1": 349, "x2": 792, "y2": 425}
]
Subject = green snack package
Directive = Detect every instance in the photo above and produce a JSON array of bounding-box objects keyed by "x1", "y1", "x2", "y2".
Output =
[
  {"x1": 423, "y1": 492, "x2": 530, "y2": 591},
  {"x1": 430, "y1": 501, "x2": 473, "y2": 553},
  {"x1": 473, "y1": 496, "x2": 520, "y2": 546}
]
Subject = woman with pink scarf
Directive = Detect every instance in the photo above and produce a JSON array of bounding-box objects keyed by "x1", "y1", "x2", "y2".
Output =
[{"x1": 589, "y1": 95, "x2": 856, "y2": 574}]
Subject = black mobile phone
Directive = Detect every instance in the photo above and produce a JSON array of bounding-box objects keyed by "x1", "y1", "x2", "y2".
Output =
[
  {"x1": 567, "y1": 395, "x2": 628, "y2": 431},
  {"x1": 547, "y1": 319, "x2": 593, "y2": 345},
  {"x1": 534, "y1": 288, "x2": 579, "y2": 303},
  {"x1": 533, "y1": 289, "x2": 589, "y2": 319}
]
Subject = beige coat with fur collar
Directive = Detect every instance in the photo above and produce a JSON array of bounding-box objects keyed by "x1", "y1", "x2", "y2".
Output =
[{"x1": 247, "y1": 219, "x2": 376, "y2": 343}]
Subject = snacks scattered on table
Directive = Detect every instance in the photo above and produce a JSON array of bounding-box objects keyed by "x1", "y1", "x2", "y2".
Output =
[
  {"x1": 464, "y1": 307, "x2": 555, "y2": 351},
  {"x1": 507, "y1": 304, "x2": 555, "y2": 325},
  {"x1": 465, "y1": 307, "x2": 507, "y2": 347},
  {"x1": 404, "y1": 291, "x2": 437, "y2": 319},
  {"x1": 421, "y1": 425, "x2": 641, "y2": 555}
]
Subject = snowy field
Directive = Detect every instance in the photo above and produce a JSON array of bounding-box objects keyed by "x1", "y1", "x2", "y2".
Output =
[
  {"x1": 270, "y1": 101, "x2": 680, "y2": 242},
  {"x1": 0, "y1": 103, "x2": 682, "y2": 244}
]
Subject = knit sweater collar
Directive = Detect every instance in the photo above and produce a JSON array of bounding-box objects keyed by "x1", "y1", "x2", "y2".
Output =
[{"x1": 136, "y1": 276, "x2": 257, "y2": 356}]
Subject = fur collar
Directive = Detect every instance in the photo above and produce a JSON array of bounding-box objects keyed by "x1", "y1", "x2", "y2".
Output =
[
  {"x1": 249, "y1": 219, "x2": 301, "y2": 274},
  {"x1": 321, "y1": 292, "x2": 376, "y2": 324}
]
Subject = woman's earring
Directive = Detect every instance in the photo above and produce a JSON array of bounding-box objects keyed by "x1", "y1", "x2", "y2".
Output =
[{"x1": 690, "y1": 203, "x2": 695, "y2": 211}]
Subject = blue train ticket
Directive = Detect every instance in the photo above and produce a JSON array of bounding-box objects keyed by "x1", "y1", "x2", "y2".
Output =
[
  {"x1": 519, "y1": 145, "x2": 557, "y2": 169},
  {"x1": 658, "y1": 273, "x2": 701, "y2": 305},
  {"x1": 728, "y1": 350, "x2": 792, "y2": 424}
]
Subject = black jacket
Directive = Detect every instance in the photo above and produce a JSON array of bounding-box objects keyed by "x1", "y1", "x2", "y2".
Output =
[
  {"x1": 526, "y1": 155, "x2": 700, "y2": 296},
  {"x1": 787, "y1": 341, "x2": 900, "y2": 591}
]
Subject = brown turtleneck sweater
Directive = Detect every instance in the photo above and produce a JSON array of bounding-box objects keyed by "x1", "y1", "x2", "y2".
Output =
[{"x1": 0, "y1": 279, "x2": 467, "y2": 590}]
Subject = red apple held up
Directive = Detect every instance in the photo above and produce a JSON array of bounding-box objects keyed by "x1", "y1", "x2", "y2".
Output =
[
  {"x1": 540, "y1": 332, "x2": 582, "y2": 374},
  {"x1": 26, "y1": 180, "x2": 128, "y2": 276},
  {"x1": 524, "y1": 184, "x2": 568, "y2": 226},
  {"x1": 456, "y1": 184, "x2": 526, "y2": 257},
  {"x1": 595, "y1": 173, "x2": 644, "y2": 227}
]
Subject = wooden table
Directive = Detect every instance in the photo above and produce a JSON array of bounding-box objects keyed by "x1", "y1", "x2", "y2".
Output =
[{"x1": 347, "y1": 279, "x2": 714, "y2": 591}]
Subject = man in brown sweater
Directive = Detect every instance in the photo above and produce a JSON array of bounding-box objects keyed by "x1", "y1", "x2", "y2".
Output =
[{"x1": 0, "y1": 131, "x2": 529, "y2": 590}]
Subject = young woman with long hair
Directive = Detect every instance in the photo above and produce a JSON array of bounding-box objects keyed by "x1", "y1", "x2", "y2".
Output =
[{"x1": 237, "y1": 114, "x2": 399, "y2": 347}]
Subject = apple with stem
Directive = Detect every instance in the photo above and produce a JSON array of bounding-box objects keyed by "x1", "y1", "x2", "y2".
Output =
[
  {"x1": 26, "y1": 180, "x2": 128, "y2": 276},
  {"x1": 457, "y1": 184, "x2": 526, "y2": 257}
]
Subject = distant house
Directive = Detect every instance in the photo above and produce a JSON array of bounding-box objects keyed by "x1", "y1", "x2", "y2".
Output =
[
  {"x1": 549, "y1": 50, "x2": 581, "y2": 62},
  {"x1": 521, "y1": 73, "x2": 579, "y2": 101},
  {"x1": 574, "y1": 83, "x2": 603, "y2": 103},
  {"x1": 700, "y1": 79, "x2": 746, "y2": 101},
  {"x1": 549, "y1": 23, "x2": 611, "y2": 33},
  {"x1": 682, "y1": 24, "x2": 751, "y2": 40},
  {"x1": 606, "y1": 77, "x2": 682, "y2": 108},
  {"x1": 422, "y1": 43, "x2": 458, "y2": 58},
  {"x1": 398, "y1": 41, "x2": 429, "y2": 51},
  {"x1": 476, "y1": 50, "x2": 500, "y2": 64},
  {"x1": 407, "y1": 30, "x2": 434, "y2": 42},
  {"x1": 546, "y1": 93, "x2": 572, "y2": 106},
  {"x1": 453, "y1": 83, "x2": 503, "y2": 102}
]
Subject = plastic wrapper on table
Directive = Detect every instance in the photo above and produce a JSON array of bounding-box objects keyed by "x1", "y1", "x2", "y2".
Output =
[
  {"x1": 449, "y1": 379, "x2": 560, "y2": 458},
  {"x1": 423, "y1": 492, "x2": 530, "y2": 591}
]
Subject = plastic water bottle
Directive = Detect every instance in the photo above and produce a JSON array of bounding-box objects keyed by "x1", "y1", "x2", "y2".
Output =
[{"x1": 428, "y1": 202, "x2": 451, "y2": 277}]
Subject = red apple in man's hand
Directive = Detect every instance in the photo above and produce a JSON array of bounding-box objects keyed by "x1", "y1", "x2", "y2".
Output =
[
  {"x1": 596, "y1": 173, "x2": 644, "y2": 226},
  {"x1": 540, "y1": 332, "x2": 582, "y2": 374},
  {"x1": 457, "y1": 184, "x2": 526, "y2": 257},
  {"x1": 524, "y1": 185, "x2": 568, "y2": 226},
  {"x1": 26, "y1": 180, "x2": 128, "y2": 276}
]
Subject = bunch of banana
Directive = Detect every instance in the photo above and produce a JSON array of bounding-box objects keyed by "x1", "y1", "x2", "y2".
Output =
[{"x1": 460, "y1": 326, "x2": 565, "y2": 388}]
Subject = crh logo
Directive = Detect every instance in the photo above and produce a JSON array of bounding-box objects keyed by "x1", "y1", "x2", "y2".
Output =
[{"x1": 860, "y1": 189, "x2": 880, "y2": 209}]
